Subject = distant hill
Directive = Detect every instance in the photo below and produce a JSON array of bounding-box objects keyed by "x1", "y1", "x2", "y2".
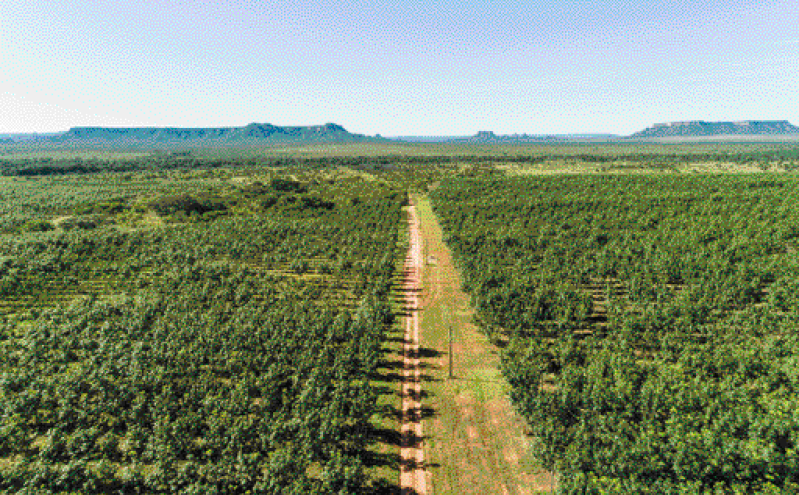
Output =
[
  {"x1": 453, "y1": 131, "x2": 567, "y2": 143},
  {"x1": 0, "y1": 132, "x2": 63, "y2": 143},
  {"x1": 1, "y1": 123, "x2": 383, "y2": 148},
  {"x1": 446, "y1": 131, "x2": 618, "y2": 143},
  {"x1": 631, "y1": 120, "x2": 799, "y2": 138}
]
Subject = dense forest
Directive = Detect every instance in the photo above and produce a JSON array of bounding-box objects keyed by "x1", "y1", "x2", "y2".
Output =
[
  {"x1": 431, "y1": 174, "x2": 799, "y2": 493},
  {"x1": 0, "y1": 169, "x2": 404, "y2": 493}
]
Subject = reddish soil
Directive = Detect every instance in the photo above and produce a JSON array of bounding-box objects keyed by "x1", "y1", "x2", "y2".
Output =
[{"x1": 400, "y1": 203, "x2": 427, "y2": 494}]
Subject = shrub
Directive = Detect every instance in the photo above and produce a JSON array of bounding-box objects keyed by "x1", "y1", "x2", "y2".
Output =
[
  {"x1": 270, "y1": 178, "x2": 306, "y2": 193},
  {"x1": 21, "y1": 220, "x2": 54, "y2": 232}
]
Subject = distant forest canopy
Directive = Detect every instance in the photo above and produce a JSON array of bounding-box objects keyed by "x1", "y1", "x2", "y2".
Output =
[{"x1": 2, "y1": 145, "x2": 799, "y2": 176}]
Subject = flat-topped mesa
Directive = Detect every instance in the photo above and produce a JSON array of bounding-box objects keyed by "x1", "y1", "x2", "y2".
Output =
[
  {"x1": 46, "y1": 122, "x2": 381, "y2": 146},
  {"x1": 633, "y1": 120, "x2": 799, "y2": 138}
]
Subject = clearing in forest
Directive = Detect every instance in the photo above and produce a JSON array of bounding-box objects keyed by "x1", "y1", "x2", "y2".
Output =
[{"x1": 412, "y1": 195, "x2": 554, "y2": 495}]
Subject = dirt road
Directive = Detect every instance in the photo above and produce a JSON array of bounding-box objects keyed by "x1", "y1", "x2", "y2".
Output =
[
  {"x1": 400, "y1": 203, "x2": 427, "y2": 494},
  {"x1": 413, "y1": 195, "x2": 554, "y2": 494}
]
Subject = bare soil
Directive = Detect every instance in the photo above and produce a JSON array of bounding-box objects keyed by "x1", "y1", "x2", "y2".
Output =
[{"x1": 400, "y1": 202, "x2": 428, "y2": 494}]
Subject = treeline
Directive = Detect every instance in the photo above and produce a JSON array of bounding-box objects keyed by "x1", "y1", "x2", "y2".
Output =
[
  {"x1": 431, "y1": 174, "x2": 799, "y2": 493},
  {"x1": 0, "y1": 156, "x2": 248, "y2": 176},
  {"x1": 0, "y1": 155, "x2": 540, "y2": 177},
  {"x1": 3, "y1": 146, "x2": 798, "y2": 177}
]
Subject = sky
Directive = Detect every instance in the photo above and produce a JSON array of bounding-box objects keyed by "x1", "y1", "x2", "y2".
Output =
[{"x1": 1, "y1": 0, "x2": 797, "y2": 136}]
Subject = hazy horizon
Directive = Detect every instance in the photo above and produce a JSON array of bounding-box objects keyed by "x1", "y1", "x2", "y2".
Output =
[{"x1": 2, "y1": 0, "x2": 797, "y2": 135}]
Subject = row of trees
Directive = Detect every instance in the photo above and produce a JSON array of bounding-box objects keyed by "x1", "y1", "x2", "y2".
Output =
[
  {"x1": 431, "y1": 174, "x2": 799, "y2": 493},
  {"x1": 0, "y1": 172, "x2": 404, "y2": 492}
]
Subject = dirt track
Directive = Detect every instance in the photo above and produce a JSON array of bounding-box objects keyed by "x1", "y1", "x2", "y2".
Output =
[
  {"x1": 400, "y1": 203, "x2": 427, "y2": 494},
  {"x1": 412, "y1": 195, "x2": 555, "y2": 494}
]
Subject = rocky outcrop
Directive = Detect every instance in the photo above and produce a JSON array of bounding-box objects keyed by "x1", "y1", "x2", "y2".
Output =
[{"x1": 456, "y1": 130, "x2": 566, "y2": 143}]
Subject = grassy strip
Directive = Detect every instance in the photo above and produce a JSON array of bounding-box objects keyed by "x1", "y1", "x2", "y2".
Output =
[{"x1": 414, "y1": 194, "x2": 554, "y2": 495}]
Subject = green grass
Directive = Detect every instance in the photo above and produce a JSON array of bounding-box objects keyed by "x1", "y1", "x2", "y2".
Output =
[{"x1": 414, "y1": 195, "x2": 555, "y2": 495}]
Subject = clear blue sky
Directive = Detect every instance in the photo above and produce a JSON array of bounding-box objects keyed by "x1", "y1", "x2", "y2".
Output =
[{"x1": 1, "y1": 0, "x2": 797, "y2": 135}]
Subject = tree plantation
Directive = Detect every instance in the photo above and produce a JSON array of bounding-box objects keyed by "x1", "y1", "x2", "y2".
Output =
[
  {"x1": 3, "y1": 152, "x2": 799, "y2": 494},
  {"x1": 0, "y1": 170, "x2": 403, "y2": 493},
  {"x1": 431, "y1": 174, "x2": 799, "y2": 493}
]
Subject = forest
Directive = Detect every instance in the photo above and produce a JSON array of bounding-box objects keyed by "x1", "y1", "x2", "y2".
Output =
[
  {"x1": 431, "y1": 174, "x2": 799, "y2": 493},
  {"x1": 3, "y1": 150, "x2": 799, "y2": 493},
  {"x1": 3, "y1": 141, "x2": 799, "y2": 177},
  {"x1": 0, "y1": 168, "x2": 404, "y2": 493}
]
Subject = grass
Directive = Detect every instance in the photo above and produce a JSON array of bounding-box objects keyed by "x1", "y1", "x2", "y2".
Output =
[
  {"x1": 413, "y1": 195, "x2": 554, "y2": 495},
  {"x1": 496, "y1": 159, "x2": 796, "y2": 176}
]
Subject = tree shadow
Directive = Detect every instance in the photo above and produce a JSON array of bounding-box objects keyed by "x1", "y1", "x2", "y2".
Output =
[
  {"x1": 360, "y1": 329, "x2": 439, "y2": 494},
  {"x1": 417, "y1": 346, "x2": 441, "y2": 359}
]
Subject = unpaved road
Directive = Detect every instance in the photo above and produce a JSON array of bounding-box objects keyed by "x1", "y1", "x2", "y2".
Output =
[
  {"x1": 400, "y1": 203, "x2": 427, "y2": 495},
  {"x1": 413, "y1": 195, "x2": 554, "y2": 494}
]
